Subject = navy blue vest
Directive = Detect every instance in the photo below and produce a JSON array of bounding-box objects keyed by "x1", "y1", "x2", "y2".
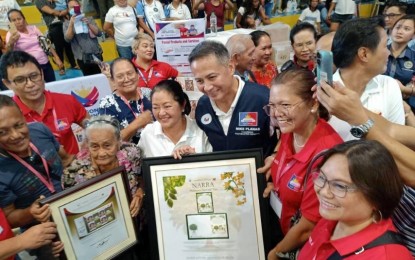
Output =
[{"x1": 196, "y1": 82, "x2": 276, "y2": 155}]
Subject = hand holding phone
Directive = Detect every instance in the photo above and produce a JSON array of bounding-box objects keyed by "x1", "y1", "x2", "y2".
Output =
[
  {"x1": 74, "y1": 5, "x2": 81, "y2": 15},
  {"x1": 316, "y1": 50, "x2": 333, "y2": 87}
]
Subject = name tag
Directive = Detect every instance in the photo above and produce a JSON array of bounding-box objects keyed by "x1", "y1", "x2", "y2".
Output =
[{"x1": 270, "y1": 191, "x2": 283, "y2": 218}]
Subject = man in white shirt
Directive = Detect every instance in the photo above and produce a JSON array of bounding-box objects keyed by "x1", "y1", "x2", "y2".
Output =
[
  {"x1": 136, "y1": 0, "x2": 165, "y2": 39},
  {"x1": 225, "y1": 34, "x2": 257, "y2": 83},
  {"x1": 327, "y1": 17, "x2": 405, "y2": 141}
]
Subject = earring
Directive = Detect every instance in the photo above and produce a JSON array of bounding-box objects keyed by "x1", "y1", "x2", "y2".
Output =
[
  {"x1": 311, "y1": 109, "x2": 315, "y2": 113},
  {"x1": 372, "y1": 209, "x2": 383, "y2": 224}
]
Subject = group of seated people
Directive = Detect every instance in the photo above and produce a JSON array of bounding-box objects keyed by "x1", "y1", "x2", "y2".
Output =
[{"x1": 2, "y1": 1, "x2": 415, "y2": 259}]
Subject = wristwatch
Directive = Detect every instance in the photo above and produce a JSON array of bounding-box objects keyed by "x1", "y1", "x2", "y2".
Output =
[{"x1": 350, "y1": 118, "x2": 374, "y2": 138}]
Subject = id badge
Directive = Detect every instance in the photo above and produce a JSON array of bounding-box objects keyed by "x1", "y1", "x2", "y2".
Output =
[{"x1": 270, "y1": 191, "x2": 283, "y2": 218}]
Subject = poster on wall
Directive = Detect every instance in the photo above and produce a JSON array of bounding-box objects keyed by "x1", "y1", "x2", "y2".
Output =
[
  {"x1": 142, "y1": 149, "x2": 270, "y2": 260},
  {"x1": 155, "y1": 18, "x2": 205, "y2": 75}
]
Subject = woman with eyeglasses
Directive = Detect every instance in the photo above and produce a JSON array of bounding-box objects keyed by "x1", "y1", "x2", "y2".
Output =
[
  {"x1": 265, "y1": 68, "x2": 342, "y2": 260},
  {"x1": 250, "y1": 30, "x2": 278, "y2": 88},
  {"x1": 98, "y1": 58, "x2": 153, "y2": 144},
  {"x1": 298, "y1": 140, "x2": 412, "y2": 259},
  {"x1": 62, "y1": 115, "x2": 145, "y2": 218},
  {"x1": 138, "y1": 80, "x2": 211, "y2": 158},
  {"x1": 281, "y1": 23, "x2": 318, "y2": 73},
  {"x1": 132, "y1": 33, "x2": 179, "y2": 98}
]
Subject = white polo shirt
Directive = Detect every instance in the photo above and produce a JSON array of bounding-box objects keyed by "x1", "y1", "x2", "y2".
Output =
[
  {"x1": 166, "y1": 3, "x2": 192, "y2": 20},
  {"x1": 138, "y1": 116, "x2": 212, "y2": 157},
  {"x1": 329, "y1": 70, "x2": 405, "y2": 141}
]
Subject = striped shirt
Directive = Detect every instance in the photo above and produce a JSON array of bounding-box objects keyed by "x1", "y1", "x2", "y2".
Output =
[{"x1": 393, "y1": 185, "x2": 415, "y2": 256}]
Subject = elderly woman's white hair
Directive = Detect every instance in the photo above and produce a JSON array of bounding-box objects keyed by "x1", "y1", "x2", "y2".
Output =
[{"x1": 83, "y1": 115, "x2": 121, "y2": 141}]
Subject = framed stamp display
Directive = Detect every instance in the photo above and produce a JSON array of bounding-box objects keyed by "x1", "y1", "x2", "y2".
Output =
[
  {"x1": 40, "y1": 166, "x2": 137, "y2": 260},
  {"x1": 142, "y1": 149, "x2": 270, "y2": 260}
]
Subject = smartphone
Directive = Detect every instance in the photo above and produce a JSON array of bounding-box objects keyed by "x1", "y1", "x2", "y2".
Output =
[
  {"x1": 9, "y1": 22, "x2": 16, "y2": 32},
  {"x1": 74, "y1": 5, "x2": 81, "y2": 15},
  {"x1": 316, "y1": 50, "x2": 333, "y2": 87}
]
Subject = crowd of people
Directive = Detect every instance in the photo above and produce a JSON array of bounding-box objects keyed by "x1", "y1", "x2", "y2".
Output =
[{"x1": 1, "y1": 0, "x2": 415, "y2": 259}]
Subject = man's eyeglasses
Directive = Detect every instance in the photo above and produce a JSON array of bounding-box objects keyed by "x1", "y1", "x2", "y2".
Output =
[
  {"x1": 10, "y1": 73, "x2": 42, "y2": 86},
  {"x1": 263, "y1": 100, "x2": 305, "y2": 116},
  {"x1": 383, "y1": 13, "x2": 402, "y2": 18},
  {"x1": 312, "y1": 170, "x2": 358, "y2": 198}
]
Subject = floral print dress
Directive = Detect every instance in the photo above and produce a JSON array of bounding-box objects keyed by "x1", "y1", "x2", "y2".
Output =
[{"x1": 62, "y1": 142, "x2": 142, "y2": 195}]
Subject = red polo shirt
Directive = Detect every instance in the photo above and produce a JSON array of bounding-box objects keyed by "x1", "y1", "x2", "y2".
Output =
[
  {"x1": 132, "y1": 58, "x2": 179, "y2": 89},
  {"x1": 298, "y1": 218, "x2": 413, "y2": 259},
  {"x1": 0, "y1": 209, "x2": 14, "y2": 260},
  {"x1": 13, "y1": 91, "x2": 87, "y2": 154},
  {"x1": 271, "y1": 118, "x2": 343, "y2": 234}
]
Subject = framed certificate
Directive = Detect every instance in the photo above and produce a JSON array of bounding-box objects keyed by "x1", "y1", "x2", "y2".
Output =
[
  {"x1": 40, "y1": 166, "x2": 137, "y2": 260},
  {"x1": 142, "y1": 149, "x2": 270, "y2": 260}
]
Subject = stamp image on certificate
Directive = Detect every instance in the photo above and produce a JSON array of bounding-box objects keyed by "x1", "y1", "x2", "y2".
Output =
[
  {"x1": 196, "y1": 192, "x2": 214, "y2": 213},
  {"x1": 186, "y1": 213, "x2": 229, "y2": 240}
]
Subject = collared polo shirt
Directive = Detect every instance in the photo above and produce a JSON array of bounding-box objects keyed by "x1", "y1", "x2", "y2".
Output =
[
  {"x1": 385, "y1": 44, "x2": 415, "y2": 86},
  {"x1": 13, "y1": 91, "x2": 87, "y2": 154},
  {"x1": 298, "y1": 218, "x2": 413, "y2": 259},
  {"x1": 132, "y1": 58, "x2": 179, "y2": 89},
  {"x1": 271, "y1": 118, "x2": 342, "y2": 234}
]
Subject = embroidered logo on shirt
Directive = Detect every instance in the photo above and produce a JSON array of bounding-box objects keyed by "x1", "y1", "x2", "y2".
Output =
[
  {"x1": 404, "y1": 61, "x2": 414, "y2": 69},
  {"x1": 57, "y1": 118, "x2": 70, "y2": 131},
  {"x1": 287, "y1": 174, "x2": 301, "y2": 192},
  {"x1": 239, "y1": 112, "x2": 258, "y2": 126},
  {"x1": 201, "y1": 113, "x2": 212, "y2": 125}
]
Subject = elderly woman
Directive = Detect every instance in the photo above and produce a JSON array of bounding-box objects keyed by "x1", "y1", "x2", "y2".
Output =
[
  {"x1": 6, "y1": 9, "x2": 64, "y2": 81},
  {"x1": 138, "y1": 80, "x2": 212, "y2": 158},
  {"x1": 265, "y1": 68, "x2": 343, "y2": 259},
  {"x1": 250, "y1": 30, "x2": 278, "y2": 88},
  {"x1": 62, "y1": 115, "x2": 145, "y2": 218},
  {"x1": 132, "y1": 33, "x2": 179, "y2": 97},
  {"x1": 290, "y1": 23, "x2": 317, "y2": 71},
  {"x1": 298, "y1": 140, "x2": 412, "y2": 259},
  {"x1": 63, "y1": 0, "x2": 103, "y2": 76},
  {"x1": 98, "y1": 58, "x2": 153, "y2": 144}
]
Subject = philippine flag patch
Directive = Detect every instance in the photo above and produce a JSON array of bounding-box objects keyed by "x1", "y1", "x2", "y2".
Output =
[{"x1": 239, "y1": 112, "x2": 258, "y2": 126}]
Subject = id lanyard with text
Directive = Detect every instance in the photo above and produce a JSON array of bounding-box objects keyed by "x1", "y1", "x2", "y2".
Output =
[
  {"x1": 137, "y1": 67, "x2": 154, "y2": 88},
  {"x1": 8, "y1": 143, "x2": 56, "y2": 194},
  {"x1": 116, "y1": 89, "x2": 145, "y2": 118}
]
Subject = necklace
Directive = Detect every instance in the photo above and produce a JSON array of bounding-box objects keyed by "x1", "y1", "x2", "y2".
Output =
[{"x1": 293, "y1": 134, "x2": 305, "y2": 148}]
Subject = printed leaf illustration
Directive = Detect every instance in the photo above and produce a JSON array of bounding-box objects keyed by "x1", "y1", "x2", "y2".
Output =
[
  {"x1": 221, "y1": 171, "x2": 247, "y2": 205},
  {"x1": 163, "y1": 176, "x2": 186, "y2": 208}
]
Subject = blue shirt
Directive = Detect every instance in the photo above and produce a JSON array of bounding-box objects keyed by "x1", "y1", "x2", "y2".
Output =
[
  {"x1": 385, "y1": 44, "x2": 415, "y2": 86},
  {"x1": 98, "y1": 92, "x2": 152, "y2": 143},
  {"x1": 0, "y1": 122, "x2": 63, "y2": 213}
]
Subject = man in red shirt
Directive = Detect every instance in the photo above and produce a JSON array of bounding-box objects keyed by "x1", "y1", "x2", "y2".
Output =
[{"x1": 1, "y1": 51, "x2": 89, "y2": 155}]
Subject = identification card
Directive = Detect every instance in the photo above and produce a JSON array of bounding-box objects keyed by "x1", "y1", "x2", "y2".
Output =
[{"x1": 270, "y1": 191, "x2": 282, "y2": 218}]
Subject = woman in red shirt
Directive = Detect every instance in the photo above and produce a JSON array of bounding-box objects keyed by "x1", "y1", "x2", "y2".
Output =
[
  {"x1": 250, "y1": 30, "x2": 278, "y2": 88},
  {"x1": 131, "y1": 33, "x2": 179, "y2": 98},
  {"x1": 264, "y1": 68, "x2": 343, "y2": 259},
  {"x1": 193, "y1": 0, "x2": 234, "y2": 32},
  {"x1": 298, "y1": 140, "x2": 412, "y2": 260}
]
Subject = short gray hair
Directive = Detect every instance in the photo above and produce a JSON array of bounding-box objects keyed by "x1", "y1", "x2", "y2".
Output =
[
  {"x1": 188, "y1": 41, "x2": 230, "y2": 66},
  {"x1": 225, "y1": 34, "x2": 253, "y2": 56},
  {"x1": 84, "y1": 115, "x2": 121, "y2": 141}
]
